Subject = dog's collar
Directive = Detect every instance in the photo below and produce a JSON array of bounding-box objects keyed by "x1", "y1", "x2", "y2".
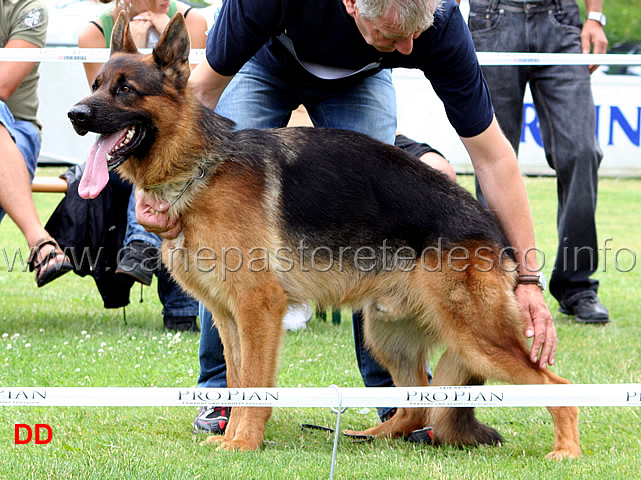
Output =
[{"x1": 145, "y1": 165, "x2": 206, "y2": 208}]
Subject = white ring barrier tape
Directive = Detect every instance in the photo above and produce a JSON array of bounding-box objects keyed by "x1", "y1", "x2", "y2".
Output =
[
  {"x1": 1, "y1": 384, "x2": 641, "y2": 407},
  {"x1": 477, "y1": 52, "x2": 641, "y2": 66},
  {"x1": 0, "y1": 48, "x2": 201, "y2": 63},
  {"x1": 1, "y1": 49, "x2": 641, "y2": 66}
]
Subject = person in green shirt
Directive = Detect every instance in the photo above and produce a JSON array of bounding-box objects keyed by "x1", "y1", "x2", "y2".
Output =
[
  {"x1": 0, "y1": 0, "x2": 72, "y2": 287},
  {"x1": 77, "y1": 0, "x2": 208, "y2": 331}
]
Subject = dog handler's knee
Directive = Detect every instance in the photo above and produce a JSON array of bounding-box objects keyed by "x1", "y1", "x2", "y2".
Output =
[{"x1": 419, "y1": 152, "x2": 456, "y2": 182}]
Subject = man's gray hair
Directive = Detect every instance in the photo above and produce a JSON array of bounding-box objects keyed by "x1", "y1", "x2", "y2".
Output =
[{"x1": 355, "y1": 0, "x2": 442, "y2": 35}]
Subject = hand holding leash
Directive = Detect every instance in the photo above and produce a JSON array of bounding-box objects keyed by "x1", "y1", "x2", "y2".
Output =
[{"x1": 135, "y1": 188, "x2": 183, "y2": 240}]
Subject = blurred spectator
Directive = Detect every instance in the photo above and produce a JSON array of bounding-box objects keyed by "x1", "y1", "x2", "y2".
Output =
[{"x1": 466, "y1": 0, "x2": 610, "y2": 323}]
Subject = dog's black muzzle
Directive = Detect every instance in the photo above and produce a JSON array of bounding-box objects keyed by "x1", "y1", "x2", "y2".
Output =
[{"x1": 68, "y1": 104, "x2": 92, "y2": 136}]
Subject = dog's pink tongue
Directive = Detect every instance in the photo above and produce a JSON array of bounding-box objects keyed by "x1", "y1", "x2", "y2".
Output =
[{"x1": 78, "y1": 130, "x2": 126, "y2": 199}]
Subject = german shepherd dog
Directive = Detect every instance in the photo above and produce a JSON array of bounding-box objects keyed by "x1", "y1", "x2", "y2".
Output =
[{"x1": 68, "y1": 13, "x2": 580, "y2": 458}]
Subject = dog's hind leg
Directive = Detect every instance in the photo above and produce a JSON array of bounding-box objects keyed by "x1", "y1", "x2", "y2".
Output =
[
  {"x1": 446, "y1": 342, "x2": 581, "y2": 459},
  {"x1": 434, "y1": 273, "x2": 581, "y2": 459},
  {"x1": 343, "y1": 306, "x2": 431, "y2": 439},
  {"x1": 428, "y1": 349, "x2": 502, "y2": 447}
]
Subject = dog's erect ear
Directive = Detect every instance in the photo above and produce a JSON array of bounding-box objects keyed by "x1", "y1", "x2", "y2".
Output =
[
  {"x1": 153, "y1": 13, "x2": 191, "y2": 87},
  {"x1": 111, "y1": 11, "x2": 138, "y2": 55}
]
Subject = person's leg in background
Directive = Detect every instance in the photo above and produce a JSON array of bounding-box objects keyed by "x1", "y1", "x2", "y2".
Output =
[
  {"x1": 192, "y1": 304, "x2": 229, "y2": 433},
  {"x1": 471, "y1": 0, "x2": 608, "y2": 323},
  {"x1": 306, "y1": 70, "x2": 432, "y2": 428},
  {"x1": 468, "y1": 0, "x2": 530, "y2": 210},
  {"x1": 527, "y1": 1, "x2": 607, "y2": 322},
  {"x1": 0, "y1": 104, "x2": 72, "y2": 287},
  {"x1": 156, "y1": 265, "x2": 200, "y2": 331}
]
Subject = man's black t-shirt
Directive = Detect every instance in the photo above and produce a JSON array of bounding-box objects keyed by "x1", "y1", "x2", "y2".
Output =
[{"x1": 206, "y1": 0, "x2": 493, "y2": 137}]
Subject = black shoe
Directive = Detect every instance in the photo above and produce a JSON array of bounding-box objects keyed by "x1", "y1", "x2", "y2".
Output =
[
  {"x1": 380, "y1": 408, "x2": 434, "y2": 444},
  {"x1": 115, "y1": 240, "x2": 160, "y2": 286},
  {"x1": 406, "y1": 426, "x2": 434, "y2": 444},
  {"x1": 193, "y1": 406, "x2": 230, "y2": 434},
  {"x1": 559, "y1": 292, "x2": 609, "y2": 324},
  {"x1": 163, "y1": 315, "x2": 199, "y2": 332}
]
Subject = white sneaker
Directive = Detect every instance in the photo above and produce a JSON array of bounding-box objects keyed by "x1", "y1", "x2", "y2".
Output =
[{"x1": 282, "y1": 303, "x2": 313, "y2": 331}]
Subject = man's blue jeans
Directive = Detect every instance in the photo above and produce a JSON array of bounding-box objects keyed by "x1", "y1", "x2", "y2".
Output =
[
  {"x1": 124, "y1": 192, "x2": 198, "y2": 317},
  {"x1": 468, "y1": 0, "x2": 602, "y2": 304},
  {"x1": 0, "y1": 101, "x2": 40, "y2": 225},
  {"x1": 198, "y1": 59, "x2": 401, "y2": 418}
]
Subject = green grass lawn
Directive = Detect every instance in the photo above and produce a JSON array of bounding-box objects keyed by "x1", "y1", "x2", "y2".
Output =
[
  {"x1": 0, "y1": 170, "x2": 640, "y2": 479},
  {"x1": 602, "y1": 0, "x2": 641, "y2": 45}
]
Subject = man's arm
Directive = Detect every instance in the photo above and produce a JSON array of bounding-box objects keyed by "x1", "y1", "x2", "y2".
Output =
[
  {"x1": 0, "y1": 39, "x2": 39, "y2": 101},
  {"x1": 188, "y1": 57, "x2": 234, "y2": 110},
  {"x1": 461, "y1": 117, "x2": 557, "y2": 368},
  {"x1": 583, "y1": 0, "x2": 608, "y2": 72}
]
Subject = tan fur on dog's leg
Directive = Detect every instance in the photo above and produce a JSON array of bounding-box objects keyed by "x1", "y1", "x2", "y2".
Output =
[
  {"x1": 344, "y1": 307, "x2": 430, "y2": 439},
  {"x1": 216, "y1": 280, "x2": 288, "y2": 451},
  {"x1": 428, "y1": 349, "x2": 501, "y2": 446},
  {"x1": 433, "y1": 281, "x2": 581, "y2": 459}
]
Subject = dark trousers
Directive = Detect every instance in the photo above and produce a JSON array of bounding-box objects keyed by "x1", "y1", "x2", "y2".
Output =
[{"x1": 469, "y1": 0, "x2": 602, "y2": 304}]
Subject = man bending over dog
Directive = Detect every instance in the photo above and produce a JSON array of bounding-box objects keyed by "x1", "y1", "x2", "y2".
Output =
[{"x1": 136, "y1": 0, "x2": 557, "y2": 439}]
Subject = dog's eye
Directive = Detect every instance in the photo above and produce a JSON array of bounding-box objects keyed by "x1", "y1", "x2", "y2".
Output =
[{"x1": 116, "y1": 82, "x2": 136, "y2": 95}]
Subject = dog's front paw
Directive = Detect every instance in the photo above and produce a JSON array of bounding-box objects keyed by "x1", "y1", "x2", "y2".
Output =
[
  {"x1": 201, "y1": 431, "x2": 263, "y2": 451},
  {"x1": 215, "y1": 436, "x2": 263, "y2": 452},
  {"x1": 200, "y1": 435, "x2": 224, "y2": 447},
  {"x1": 545, "y1": 447, "x2": 581, "y2": 460}
]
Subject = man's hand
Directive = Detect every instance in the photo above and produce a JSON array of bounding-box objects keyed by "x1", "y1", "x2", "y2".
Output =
[
  {"x1": 581, "y1": 17, "x2": 608, "y2": 73},
  {"x1": 135, "y1": 188, "x2": 183, "y2": 240},
  {"x1": 515, "y1": 284, "x2": 557, "y2": 369}
]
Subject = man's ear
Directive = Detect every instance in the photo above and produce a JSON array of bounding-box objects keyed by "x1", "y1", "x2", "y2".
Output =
[
  {"x1": 111, "y1": 11, "x2": 138, "y2": 55},
  {"x1": 152, "y1": 13, "x2": 191, "y2": 88},
  {"x1": 343, "y1": 0, "x2": 357, "y2": 17}
]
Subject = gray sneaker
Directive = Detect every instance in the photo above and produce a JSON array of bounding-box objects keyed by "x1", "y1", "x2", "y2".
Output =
[{"x1": 192, "y1": 406, "x2": 230, "y2": 434}]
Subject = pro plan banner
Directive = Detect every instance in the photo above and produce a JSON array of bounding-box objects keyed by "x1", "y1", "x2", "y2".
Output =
[{"x1": 1, "y1": 385, "x2": 641, "y2": 408}]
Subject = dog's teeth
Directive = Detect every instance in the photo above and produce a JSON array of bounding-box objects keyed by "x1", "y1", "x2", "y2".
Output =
[{"x1": 106, "y1": 153, "x2": 112, "y2": 161}]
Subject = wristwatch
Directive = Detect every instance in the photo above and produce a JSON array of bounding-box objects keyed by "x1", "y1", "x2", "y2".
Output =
[
  {"x1": 516, "y1": 272, "x2": 547, "y2": 291},
  {"x1": 586, "y1": 11, "x2": 607, "y2": 26}
]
